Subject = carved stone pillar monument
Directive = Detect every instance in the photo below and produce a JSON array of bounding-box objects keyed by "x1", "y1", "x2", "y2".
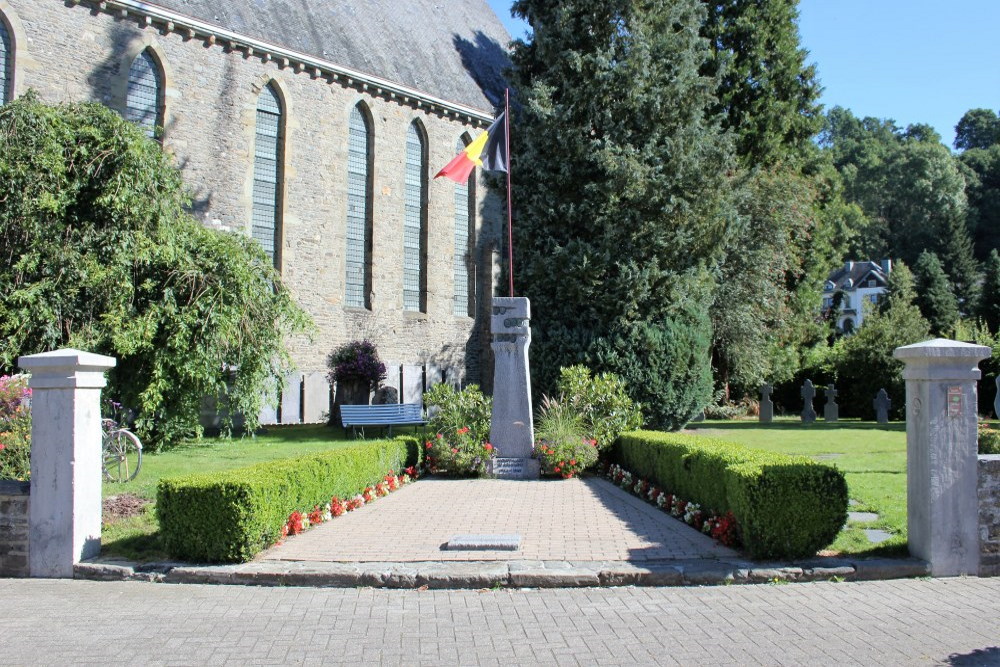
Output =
[{"x1": 488, "y1": 297, "x2": 539, "y2": 479}]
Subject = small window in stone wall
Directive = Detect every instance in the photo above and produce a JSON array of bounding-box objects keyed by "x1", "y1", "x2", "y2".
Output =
[
  {"x1": 403, "y1": 123, "x2": 427, "y2": 312},
  {"x1": 346, "y1": 105, "x2": 373, "y2": 309},
  {"x1": 251, "y1": 83, "x2": 283, "y2": 266},
  {"x1": 0, "y1": 18, "x2": 10, "y2": 105},
  {"x1": 453, "y1": 137, "x2": 476, "y2": 317},
  {"x1": 125, "y1": 50, "x2": 163, "y2": 140}
]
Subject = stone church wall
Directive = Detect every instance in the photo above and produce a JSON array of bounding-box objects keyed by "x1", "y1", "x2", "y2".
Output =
[{"x1": 2, "y1": 0, "x2": 502, "y2": 389}]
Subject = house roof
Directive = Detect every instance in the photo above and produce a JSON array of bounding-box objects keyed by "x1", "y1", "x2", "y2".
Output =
[
  {"x1": 825, "y1": 261, "x2": 889, "y2": 292},
  {"x1": 144, "y1": 0, "x2": 512, "y2": 112}
]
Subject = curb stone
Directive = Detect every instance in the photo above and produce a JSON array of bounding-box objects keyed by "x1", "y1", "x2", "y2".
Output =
[{"x1": 72, "y1": 556, "x2": 932, "y2": 589}]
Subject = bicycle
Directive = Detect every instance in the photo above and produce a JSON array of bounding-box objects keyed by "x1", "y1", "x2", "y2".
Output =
[{"x1": 102, "y1": 418, "x2": 143, "y2": 483}]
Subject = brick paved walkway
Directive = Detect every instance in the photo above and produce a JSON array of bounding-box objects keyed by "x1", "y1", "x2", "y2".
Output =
[
  {"x1": 259, "y1": 476, "x2": 738, "y2": 563},
  {"x1": 3, "y1": 577, "x2": 1000, "y2": 665}
]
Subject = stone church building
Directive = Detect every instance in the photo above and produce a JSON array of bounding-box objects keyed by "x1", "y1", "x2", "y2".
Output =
[{"x1": 0, "y1": 0, "x2": 511, "y2": 421}]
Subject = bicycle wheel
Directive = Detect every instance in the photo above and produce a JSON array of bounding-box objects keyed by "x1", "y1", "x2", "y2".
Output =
[{"x1": 102, "y1": 429, "x2": 142, "y2": 483}]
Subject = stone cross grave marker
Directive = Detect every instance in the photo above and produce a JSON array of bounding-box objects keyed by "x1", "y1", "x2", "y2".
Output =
[
  {"x1": 800, "y1": 379, "x2": 817, "y2": 423},
  {"x1": 995, "y1": 376, "x2": 1000, "y2": 419},
  {"x1": 488, "y1": 297, "x2": 539, "y2": 479},
  {"x1": 759, "y1": 383, "x2": 773, "y2": 423},
  {"x1": 873, "y1": 388, "x2": 891, "y2": 424},
  {"x1": 824, "y1": 384, "x2": 839, "y2": 422}
]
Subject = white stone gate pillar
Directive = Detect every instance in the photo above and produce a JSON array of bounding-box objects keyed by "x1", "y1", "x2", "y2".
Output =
[
  {"x1": 894, "y1": 338, "x2": 990, "y2": 576},
  {"x1": 19, "y1": 349, "x2": 116, "y2": 578}
]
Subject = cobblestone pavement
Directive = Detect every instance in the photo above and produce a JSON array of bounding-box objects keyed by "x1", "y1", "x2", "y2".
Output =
[
  {"x1": 3, "y1": 577, "x2": 1000, "y2": 665},
  {"x1": 259, "y1": 477, "x2": 737, "y2": 562}
]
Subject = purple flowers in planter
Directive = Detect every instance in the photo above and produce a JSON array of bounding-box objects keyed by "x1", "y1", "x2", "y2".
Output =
[{"x1": 326, "y1": 340, "x2": 387, "y2": 385}]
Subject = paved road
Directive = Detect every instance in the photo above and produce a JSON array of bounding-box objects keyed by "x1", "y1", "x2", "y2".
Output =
[{"x1": 2, "y1": 577, "x2": 1000, "y2": 665}]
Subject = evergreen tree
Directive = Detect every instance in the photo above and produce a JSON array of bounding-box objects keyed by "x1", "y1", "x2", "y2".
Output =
[
  {"x1": 978, "y1": 250, "x2": 1000, "y2": 333},
  {"x1": 912, "y1": 251, "x2": 960, "y2": 335},
  {"x1": 880, "y1": 259, "x2": 917, "y2": 312},
  {"x1": 508, "y1": 0, "x2": 734, "y2": 429},
  {"x1": 960, "y1": 145, "x2": 1000, "y2": 261},
  {"x1": 700, "y1": 0, "x2": 822, "y2": 167}
]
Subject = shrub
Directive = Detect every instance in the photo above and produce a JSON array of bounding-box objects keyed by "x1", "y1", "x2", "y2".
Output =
[
  {"x1": 0, "y1": 374, "x2": 31, "y2": 481},
  {"x1": 555, "y1": 366, "x2": 642, "y2": 450},
  {"x1": 0, "y1": 94, "x2": 312, "y2": 451},
  {"x1": 980, "y1": 422, "x2": 1000, "y2": 455},
  {"x1": 615, "y1": 431, "x2": 847, "y2": 559},
  {"x1": 534, "y1": 396, "x2": 599, "y2": 478},
  {"x1": 157, "y1": 436, "x2": 421, "y2": 562},
  {"x1": 423, "y1": 383, "x2": 493, "y2": 475},
  {"x1": 326, "y1": 340, "x2": 387, "y2": 386}
]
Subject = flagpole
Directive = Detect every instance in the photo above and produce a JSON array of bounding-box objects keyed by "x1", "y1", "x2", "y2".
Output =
[{"x1": 504, "y1": 87, "x2": 514, "y2": 298}]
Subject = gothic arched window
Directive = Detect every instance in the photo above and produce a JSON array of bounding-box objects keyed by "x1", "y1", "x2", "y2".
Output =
[
  {"x1": 125, "y1": 49, "x2": 164, "y2": 139},
  {"x1": 251, "y1": 83, "x2": 284, "y2": 266},
  {"x1": 346, "y1": 104, "x2": 373, "y2": 309},
  {"x1": 404, "y1": 122, "x2": 428, "y2": 312}
]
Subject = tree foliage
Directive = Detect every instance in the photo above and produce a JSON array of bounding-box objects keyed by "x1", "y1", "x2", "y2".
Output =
[
  {"x1": 960, "y1": 144, "x2": 1000, "y2": 261},
  {"x1": 508, "y1": 0, "x2": 734, "y2": 428},
  {"x1": 0, "y1": 93, "x2": 312, "y2": 449},
  {"x1": 978, "y1": 250, "x2": 1000, "y2": 334},
  {"x1": 700, "y1": 0, "x2": 822, "y2": 167},
  {"x1": 912, "y1": 251, "x2": 960, "y2": 336},
  {"x1": 955, "y1": 108, "x2": 1000, "y2": 151}
]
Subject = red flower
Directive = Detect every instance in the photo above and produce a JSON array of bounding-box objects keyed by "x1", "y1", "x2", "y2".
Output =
[
  {"x1": 457, "y1": 427, "x2": 470, "y2": 435},
  {"x1": 0, "y1": 443, "x2": 5, "y2": 451},
  {"x1": 484, "y1": 443, "x2": 493, "y2": 451},
  {"x1": 425, "y1": 441, "x2": 433, "y2": 449},
  {"x1": 436, "y1": 433, "x2": 443, "y2": 439},
  {"x1": 570, "y1": 459, "x2": 577, "y2": 466},
  {"x1": 451, "y1": 448, "x2": 459, "y2": 454},
  {"x1": 554, "y1": 466, "x2": 561, "y2": 473}
]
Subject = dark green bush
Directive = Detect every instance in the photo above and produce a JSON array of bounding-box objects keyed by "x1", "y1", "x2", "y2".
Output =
[
  {"x1": 157, "y1": 436, "x2": 420, "y2": 563},
  {"x1": 615, "y1": 431, "x2": 847, "y2": 559}
]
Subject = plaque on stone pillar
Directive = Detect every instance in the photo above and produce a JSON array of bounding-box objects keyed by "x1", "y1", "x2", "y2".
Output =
[
  {"x1": 759, "y1": 383, "x2": 773, "y2": 423},
  {"x1": 823, "y1": 384, "x2": 839, "y2": 422},
  {"x1": 800, "y1": 379, "x2": 817, "y2": 423},
  {"x1": 488, "y1": 297, "x2": 539, "y2": 479}
]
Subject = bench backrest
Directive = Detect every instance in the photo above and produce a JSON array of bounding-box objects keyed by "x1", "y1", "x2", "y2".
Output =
[{"x1": 340, "y1": 403, "x2": 424, "y2": 425}]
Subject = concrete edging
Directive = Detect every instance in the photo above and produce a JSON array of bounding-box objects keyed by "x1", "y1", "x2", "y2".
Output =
[{"x1": 72, "y1": 556, "x2": 930, "y2": 589}]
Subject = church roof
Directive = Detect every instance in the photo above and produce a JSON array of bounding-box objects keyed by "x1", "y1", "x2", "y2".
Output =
[{"x1": 144, "y1": 0, "x2": 511, "y2": 113}]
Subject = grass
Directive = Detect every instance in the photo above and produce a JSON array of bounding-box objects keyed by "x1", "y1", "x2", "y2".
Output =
[
  {"x1": 100, "y1": 423, "x2": 421, "y2": 560},
  {"x1": 686, "y1": 417, "x2": 908, "y2": 558}
]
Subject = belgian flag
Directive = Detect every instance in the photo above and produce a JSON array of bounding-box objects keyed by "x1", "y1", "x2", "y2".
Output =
[{"x1": 434, "y1": 111, "x2": 508, "y2": 183}]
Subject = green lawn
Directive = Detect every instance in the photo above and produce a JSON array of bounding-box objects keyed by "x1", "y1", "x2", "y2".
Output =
[
  {"x1": 686, "y1": 417, "x2": 908, "y2": 558},
  {"x1": 100, "y1": 423, "x2": 415, "y2": 560}
]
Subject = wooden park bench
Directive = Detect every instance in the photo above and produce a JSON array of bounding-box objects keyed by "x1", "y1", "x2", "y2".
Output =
[{"x1": 339, "y1": 403, "x2": 428, "y2": 438}]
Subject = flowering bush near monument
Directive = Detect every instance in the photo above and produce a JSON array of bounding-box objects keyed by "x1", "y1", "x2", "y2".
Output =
[
  {"x1": 326, "y1": 340, "x2": 387, "y2": 389},
  {"x1": 0, "y1": 374, "x2": 31, "y2": 481},
  {"x1": 423, "y1": 383, "x2": 494, "y2": 475}
]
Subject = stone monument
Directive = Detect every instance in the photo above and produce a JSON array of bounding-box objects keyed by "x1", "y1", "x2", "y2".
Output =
[
  {"x1": 823, "y1": 384, "x2": 839, "y2": 422},
  {"x1": 800, "y1": 379, "x2": 817, "y2": 423},
  {"x1": 873, "y1": 388, "x2": 891, "y2": 424},
  {"x1": 995, "y1": 376, "x2": 1000, "y2": 419},
  {"x1": 894, "y1": 338, "x2": 991, "y2": 576},
  {"x1": 759, "y1": 383, "x2": 773, "y2": 423},
  {"x1": 488, "y1": 297, "x2": 539, "y2": 479}
]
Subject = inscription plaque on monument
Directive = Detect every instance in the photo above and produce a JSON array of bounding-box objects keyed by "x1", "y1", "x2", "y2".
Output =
[{"x1": 487, "y1": 297, "x2": 540, "y2": 480}]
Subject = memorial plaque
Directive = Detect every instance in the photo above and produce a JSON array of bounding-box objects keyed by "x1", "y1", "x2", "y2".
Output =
[
  {"x1": 948, "y1": 386, "x2": 963, "y2": 418},
  {"x1": 444, "y1": 534, "x2": 521, "y2": 551},
  {"x1": 490, "y1": 457, "x2": 526, "y2": 478}
]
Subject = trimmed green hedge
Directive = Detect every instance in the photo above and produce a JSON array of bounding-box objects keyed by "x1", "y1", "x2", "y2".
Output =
[
  {"x1": 157, "y1": 436, "x2": 421, "y2": 563},
  {"x1": 615, "y1": 431, "x2": 847, "y2": 559}
]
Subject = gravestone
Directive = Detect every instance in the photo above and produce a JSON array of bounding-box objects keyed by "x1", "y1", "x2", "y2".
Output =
[
  {"x1": 402, "y1": 365, "x2": 424, "y2": 404},
  {"x1": 280, "y1": 372, "x2": 303, "y2": 424},
  {"x1": 381, "y1": 363, "x2": 402, "y2": 402},
  {"x1": 995, "y1": 376, "x2": 1000, "y2": 419},
  {"x1": 373, "y1": 386, "x2": 399, "y2": 405},
  {"x1": 873, "y1": 388, "x2": 891, "y2": 424},
  {"x1": 759, "y1": 383, "x2": 773, "y2": 423},
  {"x1": 824, "y1": 384, "x2": 839, "y2": 422},
  {"x1": 302, "y1": 372, "x2": 330, "y2": 423},
  {"x1": 487, "y1": 297, "x2": 539, "y2": 479},
  {"x1": 800, "y1": 379, "x2": 817, "y2": 423}
]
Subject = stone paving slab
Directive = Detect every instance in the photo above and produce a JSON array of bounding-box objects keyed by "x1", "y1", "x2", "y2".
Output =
[{"x1": 257, "y1": 476, "x2": 739, "y2": 562}]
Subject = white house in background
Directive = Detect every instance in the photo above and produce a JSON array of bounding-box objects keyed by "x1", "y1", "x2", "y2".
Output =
[{"x1": 822, "y1": 260, "x2": 892, "y2": 333}]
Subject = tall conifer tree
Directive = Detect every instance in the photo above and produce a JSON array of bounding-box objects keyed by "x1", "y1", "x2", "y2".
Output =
[{"x1": 508, "y1": 0, "x2": 734, "y2": 429}]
